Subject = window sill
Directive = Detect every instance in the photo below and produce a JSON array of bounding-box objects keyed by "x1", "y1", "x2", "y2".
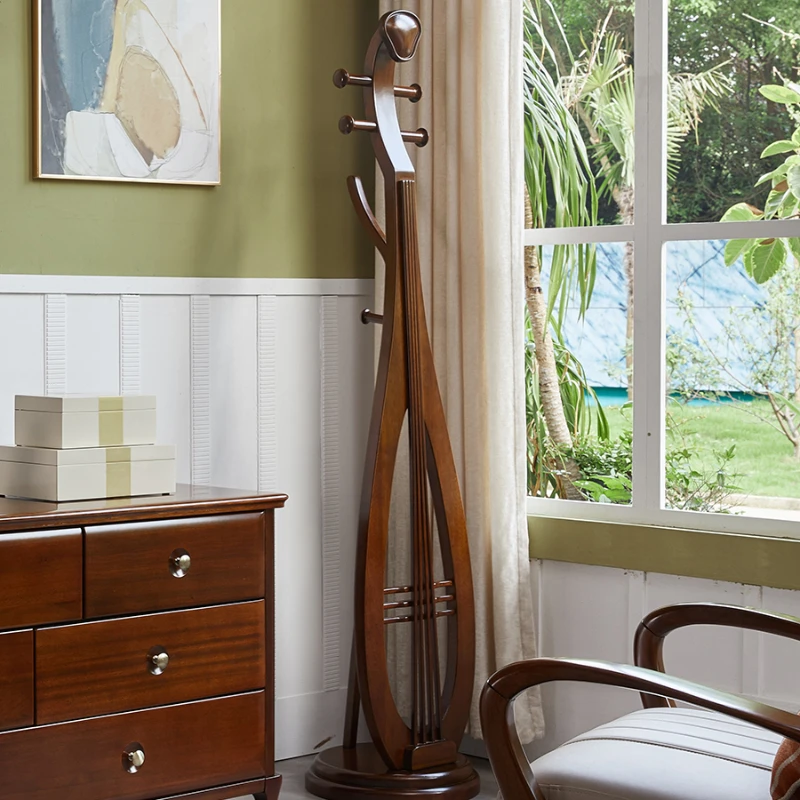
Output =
[{"x1": 528, "y1": 515, "x2": 800, "y2": 591}]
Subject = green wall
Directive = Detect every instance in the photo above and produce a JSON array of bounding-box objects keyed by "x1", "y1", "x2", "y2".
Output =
[{"x1": 0, "y1": 1, "x2": 376, "y2": 278}]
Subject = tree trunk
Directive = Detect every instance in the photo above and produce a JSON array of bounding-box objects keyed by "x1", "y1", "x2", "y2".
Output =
[
  {"x1": 793, "y1": 258, "x2": 800, "y2": 406},
  {"x1": 574, "y1": 101, "x2": 635, "y2": 399},
  {"x1": 618, "y1": 185, "x2": 635, "y2": 400},
  {"x1": 525, "y1": 190, "x2": 585, "y2": 500},
  {"x1": 794, "y1": 324, "x2": 800, "y2": 405}
]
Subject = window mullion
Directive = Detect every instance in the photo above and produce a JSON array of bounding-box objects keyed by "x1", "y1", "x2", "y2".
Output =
[{"x1": 632, "y1": 0, "x2": 667, "y2": 513}]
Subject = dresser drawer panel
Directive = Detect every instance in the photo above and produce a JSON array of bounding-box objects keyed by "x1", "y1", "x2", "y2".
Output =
[
  {"x1": 0, "y1": 692, "x2": 266, "y2": 800},
  {"x1": 0, "y1": 530, "x2": 82, "y2": 629},
  {"x1": 36, "y1": 601, "x2": 266, "y2": 724},
  {"x1": 0, "y1": 630, "x2": 33, "y2": 730},
  {"x1": 84, "y1": 513, "x2": 266, "y2": 617}
]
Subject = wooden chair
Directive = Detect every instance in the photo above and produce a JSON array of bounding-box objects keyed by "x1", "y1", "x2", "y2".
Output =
[{"x1": 480, "y1": 603, "x2": 800, "y2": 800}]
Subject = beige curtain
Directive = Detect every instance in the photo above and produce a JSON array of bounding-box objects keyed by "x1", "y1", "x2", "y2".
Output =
[{"x1": 376, "y1": 0, "x2": 544, "y2": 742}]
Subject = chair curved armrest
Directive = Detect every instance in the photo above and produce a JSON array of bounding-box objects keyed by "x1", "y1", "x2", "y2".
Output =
[
  {"x1": 480, "y1": 657, "x2": 800, "y2": 800},
  {"x1": 634, "y1": 603, "x2": 800, "y2": 708}
]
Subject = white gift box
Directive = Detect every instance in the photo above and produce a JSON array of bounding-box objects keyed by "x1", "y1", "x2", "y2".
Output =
[
  {"x1": 0, "y1": 444, "x2": 175, "y2": 502},
  {"x1": 15, "y1": 395, "x2": 157, "y2": 449}
]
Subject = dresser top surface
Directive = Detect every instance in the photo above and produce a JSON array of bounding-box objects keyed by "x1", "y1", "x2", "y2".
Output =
[{"x1": 0, "y1": 485, "x2": 287, "y2": 533}]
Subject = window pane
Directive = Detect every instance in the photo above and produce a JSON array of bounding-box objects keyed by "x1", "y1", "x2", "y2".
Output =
[
  {"x1": 665, "y1": 238, "x2": 800, "y2": 517},
  {"x1": 526, "y1": 242, "x2": 632, "y2": 504},
  {"x1": 667, "y1": 1, "x2": 800, "y2": 224},
  {"x1": 524, "y1": 1, "x2": 634, "y2": 228}
]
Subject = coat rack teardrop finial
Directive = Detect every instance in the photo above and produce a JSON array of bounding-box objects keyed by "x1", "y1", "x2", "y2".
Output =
[{"x1": 382, "y1": 11, "x2": 422, "y2": 62}]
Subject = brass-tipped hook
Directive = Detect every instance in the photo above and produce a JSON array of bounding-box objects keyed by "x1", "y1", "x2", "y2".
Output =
[
  {"x1": 333, "y1": 69, "x2": 371, "y2": 89},
  {"x1": 361, "y1": 310, "x2": 384, "y2": 326},
  {"x1": 333, "y1": 69, "x2": 423, "y2": 102},
  {"x1": 339, "y1": 116, "x2": 429, "y2": 147}
]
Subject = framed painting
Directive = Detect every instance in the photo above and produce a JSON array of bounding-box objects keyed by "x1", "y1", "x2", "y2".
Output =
[{"x1": 35, "y1": 0, "x2": 221, "y2": 186}]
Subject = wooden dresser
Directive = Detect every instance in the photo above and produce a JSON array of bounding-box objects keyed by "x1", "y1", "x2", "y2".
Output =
[{"x1": 0, "y1": 485, "x2": 287, "y2": 800}]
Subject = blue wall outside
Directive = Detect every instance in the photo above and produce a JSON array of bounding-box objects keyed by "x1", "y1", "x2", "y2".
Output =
[{"x1": 542, "y1": 239, "x2": 768, "y2": 392}]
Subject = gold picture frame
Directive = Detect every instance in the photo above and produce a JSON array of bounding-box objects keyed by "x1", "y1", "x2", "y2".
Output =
[{"x1": 35, "y1": 0, "x2": 221, "y2": 186}]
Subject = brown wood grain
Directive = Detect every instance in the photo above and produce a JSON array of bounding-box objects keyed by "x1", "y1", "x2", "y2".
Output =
[
  {"x1": 159, "y1": 779, "x2": 267, "y2": 800},
  {"x1": 0, "y1": 630, "x2": 33, "y2": 730},
  {"x1": 341, "y1": 14, "x2": 475, "y2": 774},
  {"x1": 84, "y1": 513, "x2": 266, "y2": 617},
  {"x1": 634, "y1": 602, "x2": 800, "y2": 709},
  {"x1": 0, "y1": 485, "x2": 286, "y2": 534},
  {"x1": 255, "y1": 774, "x2": 283, "y2": 800},
  {"x1": 36, "y1": 601, "x2": 266, "y2": 724},
  {"x1": 306, "y1": 744, "x2": 479, "y2": 800},
  {"x1": 0, "y1": 529, "x2": 81, "y2": 629},
  {"x1": 0, "y1": 692, "x2": 266, "y2": 800},
  {"x1": 262, "y1": 511, "x2": 276, "y2": 777}
]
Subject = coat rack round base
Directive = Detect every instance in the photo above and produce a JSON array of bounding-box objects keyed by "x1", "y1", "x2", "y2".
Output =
[{"x1": 306, "y1": 744, "x2": 481, "y2": 800}]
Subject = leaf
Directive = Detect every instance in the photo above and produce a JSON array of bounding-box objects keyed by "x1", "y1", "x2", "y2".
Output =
[
  {"x1": 793, "y1": 129, "x2": 800, "y2": 147},
  {"x1": 789, "y1": 239, "x2": 800, "y2": 263},
  {"x1": 789, "y1": 164, "x2": 800, "y2": 200},
  {"x1": 756, "y1": 163, "x2": 789, "y2": 187},
  {"x1": 749, "y1": 238, "x2": 788, "y2": 284},
  {"x1": 765, "y1": 189, "x2": 791, "y2": 217},
  {"x1": 760, "y1": 85, "x2": 800, "y2": 104},
  {"x1": 780, "y1": 193, "x2": 800, "y2": 218},
  {"x1": 771, "y1": 392, "x2": 800, "y2": 419},
  {"x1": 762, "y1": 140, "x2": 797, "y2": 158},
  {"x1": 723, "y1": 238, "x2": 754, "y2": 266},
  {"x1": 720, "y1": 203, "x2": 760, "y2": 223}
]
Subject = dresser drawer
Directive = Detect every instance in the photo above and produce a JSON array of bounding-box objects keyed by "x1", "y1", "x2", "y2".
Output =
[
  {"x1": 0, "y1": 692, "x2": 265, "y2": 800},
  {"x1": 36, "y1": 601, "x2": 266, "y2": 723},
  {"x1": 84, "y1": 513, "x2": 266, "y2": 617},
  {"x1": 0, "y1": 529, "x2": 82, "y2": 629},
  {"x1": 0, "y1": 630, "x2": 33, "y2": 731}
]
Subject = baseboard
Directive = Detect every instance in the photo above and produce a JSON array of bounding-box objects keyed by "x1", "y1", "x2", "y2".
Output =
[
  {"x1": 275, "y1": 691, "x2": 491, "y2": 764},
  {"x1": 460, "y1": 734, "x2": 488, "y2": 760},
  {"x1": 274, "y1": 687, "x2": 352, "y2": 761}
]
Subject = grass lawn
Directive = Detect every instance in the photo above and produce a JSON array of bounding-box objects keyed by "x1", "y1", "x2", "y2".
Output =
[{"x1": 602, "y1": 399, "x2": 800, "y2": 499}]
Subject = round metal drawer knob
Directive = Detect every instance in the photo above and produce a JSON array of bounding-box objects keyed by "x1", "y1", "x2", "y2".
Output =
[
  {"x1": 148, "y1": 646, "x2": 170, "y2": 675},
  {"x1": 169, "y1": 548, "x2": 191, "y2": 578},
  {"x1": 123, "y1": 744, "x2": 146, "y2": 773}
]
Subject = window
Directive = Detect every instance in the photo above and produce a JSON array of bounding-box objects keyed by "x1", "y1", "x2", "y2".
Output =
[{"x1": 524, "y1": 0, "x2": 800, "y2": 535}]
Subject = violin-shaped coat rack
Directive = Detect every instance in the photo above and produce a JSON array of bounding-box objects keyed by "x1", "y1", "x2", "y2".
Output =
[{"x1": 306, "y1": 11, "x2": 480, "y2": 800}]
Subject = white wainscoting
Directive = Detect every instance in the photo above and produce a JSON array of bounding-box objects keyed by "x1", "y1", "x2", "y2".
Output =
[
  {"x1": 11, "y1": 276, "x2": 800, "y2": 766},
  {"x1": 0, "y1": 277, "x2": 375, "y2": 761},
  {"x1": 529, "y1": 559, "x2": 800, "y2": 759}
]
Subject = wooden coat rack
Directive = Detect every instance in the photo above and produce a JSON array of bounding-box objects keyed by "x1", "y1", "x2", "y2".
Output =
[{"x1": 306, "y1": 11, "x2": 480, "y2": 800}]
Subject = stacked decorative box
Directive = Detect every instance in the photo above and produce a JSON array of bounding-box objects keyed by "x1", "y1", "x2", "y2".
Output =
[{"x1": 0, "y1": 395, "x2": 176, "y2": 502}]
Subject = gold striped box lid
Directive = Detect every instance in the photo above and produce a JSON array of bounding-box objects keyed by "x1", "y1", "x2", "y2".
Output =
[{"x1": 0, "y1": 444, "x2": 174, "y2": 466}]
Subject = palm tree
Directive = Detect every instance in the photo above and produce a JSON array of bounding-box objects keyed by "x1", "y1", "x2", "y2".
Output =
[
  {"x1": 561, "y1": 16, "x2": 732, "y2": 395},
  {"x1": 523, "y1": 0, "x2": 730, "y2": 497},
  {"x1": 523, "y1": 1, "x2": 599, "y2": 499}
]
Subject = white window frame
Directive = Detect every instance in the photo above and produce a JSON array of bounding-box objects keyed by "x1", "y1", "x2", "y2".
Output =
[{"x1": 525, "y1": 0, "x2": 800, "y2": 538}]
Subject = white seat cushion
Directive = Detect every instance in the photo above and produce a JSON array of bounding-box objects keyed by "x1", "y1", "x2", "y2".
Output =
[{"x1": 530, "y1": 707, "x2": 782, "y2": 800}]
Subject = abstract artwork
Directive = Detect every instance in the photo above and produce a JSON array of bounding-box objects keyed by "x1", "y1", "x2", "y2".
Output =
[{"x1": 36, "y1": 0, "x2": 221, "y2": 185}]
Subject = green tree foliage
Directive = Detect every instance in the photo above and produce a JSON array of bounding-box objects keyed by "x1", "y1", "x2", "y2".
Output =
[
  {"x1": 722, "y1": 82, "x2": 800, "y2": 280},
  {"x1": 541, "y1": 0, "x2": 800, "y2": 223},
  {"x1": 713, "y1": 79, "x2": 800, "y2": 458},
  {"x1": 669, "y1": 0, "x2": 800, "y2": 221}
]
